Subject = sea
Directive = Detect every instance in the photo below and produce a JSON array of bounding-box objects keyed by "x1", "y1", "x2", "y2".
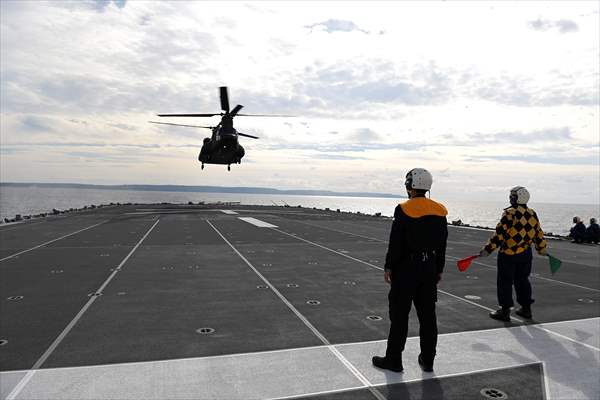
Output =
[{"x1": 1, "y1": 185, "x2": 599, "y2": 237}]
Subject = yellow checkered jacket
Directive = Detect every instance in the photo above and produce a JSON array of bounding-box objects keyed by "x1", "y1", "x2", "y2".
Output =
[{"x1": 484, "y1": 205, "x2": 547, "y2": 255}]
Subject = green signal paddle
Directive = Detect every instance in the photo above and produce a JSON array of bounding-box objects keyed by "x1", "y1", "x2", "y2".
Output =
[{"x1": 548, "y1": 254, "x2": 562, "y2": 275}]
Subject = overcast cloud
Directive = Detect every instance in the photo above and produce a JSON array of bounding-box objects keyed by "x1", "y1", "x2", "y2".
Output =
[{"x1": 1, "y1": 1, "x2": 598, "y2": 204}]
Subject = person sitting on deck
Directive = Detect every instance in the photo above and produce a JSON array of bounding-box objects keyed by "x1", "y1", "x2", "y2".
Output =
[
  {"x1": 570, "y1": 217, "x2": 587, "y2": 244},
  {"x1": 586, "y1": 218, "x2": 600, "y2": 244}
]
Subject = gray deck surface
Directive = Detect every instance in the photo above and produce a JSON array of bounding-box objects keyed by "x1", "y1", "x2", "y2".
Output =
[{"x1": 0, "y1": 204, "x2": 598, "y2": 399}]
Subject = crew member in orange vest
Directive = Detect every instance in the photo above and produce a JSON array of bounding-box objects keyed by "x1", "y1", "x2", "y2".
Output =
[{"x1": 372, "y1": 168, "x2": 448, "y2": 373}]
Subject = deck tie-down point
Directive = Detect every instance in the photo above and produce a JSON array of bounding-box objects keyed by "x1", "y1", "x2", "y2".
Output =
[
  {"x1": 196, "y1": 328, "x2": 215, "y2": 334},
  {"x1": 257, "y1": 285, "x2": 269, "y2": 289},
  {"x1": 307, "y1": 300, "x2": 320, "y2": 305},
  {"x1": 480, "y1": 388, "x2": 508, "y2": 399},
  {"x1": 578, "y1": 298, "x2": 595, "y2": 303}
]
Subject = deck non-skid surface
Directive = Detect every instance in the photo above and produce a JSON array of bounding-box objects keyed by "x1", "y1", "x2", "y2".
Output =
[{"x1": 1, "y1": 204, "x2": 599, "y2": 399}]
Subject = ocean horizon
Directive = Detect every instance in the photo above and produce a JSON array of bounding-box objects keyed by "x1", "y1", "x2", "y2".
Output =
[{"x1": 1, "y1": 184, "x2": 599, "y2": 237}]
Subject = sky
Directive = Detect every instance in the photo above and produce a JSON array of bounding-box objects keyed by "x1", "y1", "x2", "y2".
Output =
[{"x1": 1, "y1": 1, "x2": 599, "y2": 204}]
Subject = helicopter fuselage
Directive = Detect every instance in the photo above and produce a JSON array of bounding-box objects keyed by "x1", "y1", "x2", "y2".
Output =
[{"x1": 198, "y1": 127, "x2": 245, "y2": 165}]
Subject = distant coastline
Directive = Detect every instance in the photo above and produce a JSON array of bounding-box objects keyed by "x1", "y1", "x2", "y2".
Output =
[{"x1": 0, "y1": 182, "x2": 405, "y2": 199}]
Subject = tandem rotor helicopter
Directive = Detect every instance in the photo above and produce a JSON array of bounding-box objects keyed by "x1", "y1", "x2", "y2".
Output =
[{"x1": 150, "y1": 86, "x2": 290, "y2": 171}]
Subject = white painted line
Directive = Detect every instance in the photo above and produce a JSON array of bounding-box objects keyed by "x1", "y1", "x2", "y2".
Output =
[
  {"x1": 285, "y1": 221, "x2": 600, "y2": 294},
  {"x1": 273, "y1": 228, "x2": 380, "y2": 270},
  {"x1": 4, "y1": 319, "x2": 597, "y2": 399},
  {"x1": 238, "y1": 217, "x2": 277, "y2": 228},
  {"x1": 0, "y1": 221, "x2": 108, "y2": 263},
  {"x1": 207, "y1": 220, "x2": 385, "y2": 400},
  {"x1": 207, "y1": 220, "x2": 328, "y2": 343},
  {"x1": 541, "y1": 361, "x2": 550, "y2": 400},
  {"x1": 238, "y1": 217, "x2": 278, "y2": 228},
  {"x1": 271, "y1": 225, "x2": 600, "y2": 353},
  {"x1": 220, "y1": 210, "x2": 238, "y2": 215},
  {"x1": 6, "y1": 218, "x2": 160, "y2": 400},
  {"x1": 370, "y1": 361, "x2": 545, "y2": 386},
  {"x1": 445, "y1": 254, "x2": 600, "y2": 293},
  {"x1": 267, "y1": 385, "x2": 366, "y2": 400},
  {"x1": 438, "y1": 288, "x2": 600, "y2": 352}
]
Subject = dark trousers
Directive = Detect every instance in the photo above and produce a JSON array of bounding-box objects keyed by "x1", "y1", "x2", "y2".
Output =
[
  {"x1": 497, "y1": 248, "x2": 534, "y2": 309},
  {"x1": 386, "y1": 257, "x2": 438, "y2": 364}
]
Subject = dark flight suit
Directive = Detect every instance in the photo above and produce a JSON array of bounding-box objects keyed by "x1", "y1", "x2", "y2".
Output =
[
  {"x1": 483, "y1": 205, "x2": 547, "y2": 309},
  {"x1": 383, "y1": 197, "x2": 448, "y2": 365}
]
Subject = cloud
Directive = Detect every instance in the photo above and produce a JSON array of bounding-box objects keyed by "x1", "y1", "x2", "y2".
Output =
[
  {"x1": 3, "y1": 142, "x2": 198, "y2": 149},
  {"x1": 528, "y1": 18, "x2": 579, "y2": 34},
  {"x1": 92, "y1": 0, "x2": 127, "y2": 12},
  {"x1": 305, "y1": 19, "x2": 369, "y2": 34},
  {"x1": 346, "y1": 128, "x2": 383, "y2": 143},
  {"x1": 466, "y1": 154, "x2": 598, "y2": 166},
  {"x1": 21, "y1": 116, "x2": 55, "y2": 133},
  {"x1": 464, "y1": 127, "x2": 574, "y2": 144},
  {"x1": 313, "y1": 154, "x2": 370, "y2": 160},
  {"x1": 471, "y1": 75, "x2": 598, "y2": 107}
]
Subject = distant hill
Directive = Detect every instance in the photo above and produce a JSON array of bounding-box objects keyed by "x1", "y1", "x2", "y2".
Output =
[{"x1": 1, "y1": 182, "x2": 405, "y2": 199}]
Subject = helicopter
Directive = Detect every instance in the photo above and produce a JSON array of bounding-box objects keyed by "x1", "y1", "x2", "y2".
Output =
[{"x1": 150, "y1": 86, "x2": 287, "y2": 171}]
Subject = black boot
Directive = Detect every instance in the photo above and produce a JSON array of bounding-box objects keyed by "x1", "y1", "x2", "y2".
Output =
[
  {"x1": 515, "y1": 306, "x2": 532, "y2": 319},
  {"x1": 489, "y1": 307, "x2": 511, "y2": 322},
  {"x1": 418, "y1": 354, "x2": 434, "y2": 372},
  {"x1": 372, "y1": 356, "x2": 403, "y2": 372}
]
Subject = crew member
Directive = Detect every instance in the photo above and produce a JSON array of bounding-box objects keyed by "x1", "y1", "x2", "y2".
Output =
[
  {"x1": 372, "y1": 168, "x2": 448, "y2": 373},
  {"x1": 570, "y1": 217, "x2": 587, "y2": 244},
  {"x1": 479, "y1": 186, "x2": 547, "y2": 321},
  {"x1": 587, "y1": 218, "x2": 600, "y2": 244}
]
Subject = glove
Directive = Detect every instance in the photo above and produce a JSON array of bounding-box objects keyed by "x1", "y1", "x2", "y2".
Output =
[
  {"x1": 538, "y1": 248, "x2": 548, "y2": 256},
  {"x1": 479, "y1": 249, "x2": 489, "y2": 258}
]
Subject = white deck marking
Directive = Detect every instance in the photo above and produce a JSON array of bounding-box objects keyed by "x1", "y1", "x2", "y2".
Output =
[
  {"x1": 220, "y1": 210, "x2": 238, "y2": 215},
  {"x1": 0, "y1": 220, "x2": 107, "y2": 263},
  {"x1": 238, "y1": 217, "x2": 278, "y2": 228},
  {"x1": 6, "y1": 219, "x2": 160, "y2": 400},
  {"x1": 271, "y1": 225, "x2": 600, "y2": 352},
  {"x1": 286, "y1": 221, "x2": 600, "y2": 293},
  {"x1": 446, "y1": 254, "x2": 600, "y2": 293},
  {"x1": 207, "y1": 220, "x2": 385, "y2": 400},
  {"x1": 3, "y1": 319, "x2": 597, "y2": 400}
]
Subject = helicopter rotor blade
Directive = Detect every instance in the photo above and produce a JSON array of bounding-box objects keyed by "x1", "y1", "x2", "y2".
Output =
[
  {"x1": 229, "y1": 104, "x2": 244, "y2": 117},
  {"x1": 237, "y1": 132, "x2": 259, "y2": 139},
  {"x1": 149, "y1": 121, "x2": 213, "y2": 129},
  {"x1": 157, "y1": 113, "x2": 222, "y2": 117},
  {"x1": 220, "y1": 86, "x2": 230, "y2": 113},
  {"x1": 236, "y1": 113, "x2": 295, "y2": 117}
]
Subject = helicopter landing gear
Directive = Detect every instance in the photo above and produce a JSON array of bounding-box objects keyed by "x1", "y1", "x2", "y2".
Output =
[
  {"x1": 227, "y1": 165, "x2": 231, "y2": 171},
  {"x1": 201, "y1": 163, "x2": 204, "y2": 170}
]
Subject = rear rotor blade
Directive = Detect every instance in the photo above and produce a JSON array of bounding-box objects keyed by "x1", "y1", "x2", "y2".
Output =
[
  {"x1": 229, "y1": 104, "x2": 244, "y2": 117},
  {"x1": 236, "y1": 113, "x2": 295, "y2": 117},
  {"x1": 157, "y1": 113, "x2": 222, "y2": 117},
  {"x1": 149, "y1": 121, "x2": 213, "y2": 129},
  {"x1": 237, "y1": 132, "x2": 259, "y2": 139},
  {"x1": 220, "y1": 86, "x2": 230, "y2": 113}
]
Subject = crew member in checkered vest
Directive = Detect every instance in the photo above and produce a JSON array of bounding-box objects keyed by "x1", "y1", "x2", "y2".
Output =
[{"x1": 479, "y1": 186, "x2": 548, "y2": 321}]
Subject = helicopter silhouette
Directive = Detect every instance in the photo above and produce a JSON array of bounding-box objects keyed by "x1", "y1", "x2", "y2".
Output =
[{"x1": 150, "y1": 87, "x2": 288, "y2": 171}]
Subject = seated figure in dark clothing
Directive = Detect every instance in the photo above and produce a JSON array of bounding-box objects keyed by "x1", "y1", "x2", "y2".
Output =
[
  {"x1": 570, "y1": 217, "x2": 587, "y2": 243},
  {"x1": 586, "y1": 218, "x2": 600, "y2": 244}
]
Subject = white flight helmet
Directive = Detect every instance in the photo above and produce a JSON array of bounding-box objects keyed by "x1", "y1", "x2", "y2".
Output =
[
  {"x1": 510, "y1": 186, "x2": 530, "y2": 205},
  {"x1": 405, "y1": 168, "x2": 433, "y2": 191}
]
